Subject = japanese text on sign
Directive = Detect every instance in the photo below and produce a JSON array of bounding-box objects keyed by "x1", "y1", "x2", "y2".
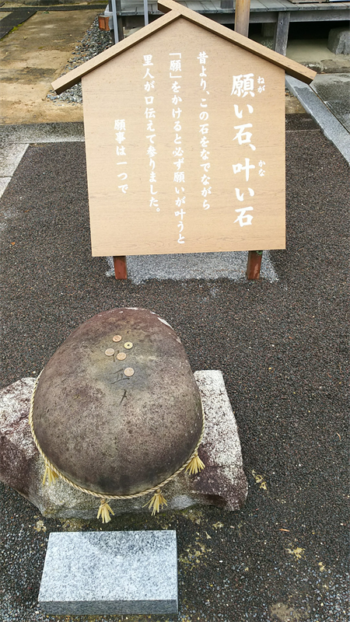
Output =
[
  {"x1": 169, "y1": 52, "x2": 186, "y2": 244},
  {"x1": 115, "y1": 119, "x2": 128, "y2": 194},
  {"x1": 231, "y1": 74, "x2": 265, "y2": 227},
  {"x1": 143, "y1": 54, "x2": 159, "y2": 211},
  {"x1": 197, "y1": 51, "x2": 211, "y2": 211}
]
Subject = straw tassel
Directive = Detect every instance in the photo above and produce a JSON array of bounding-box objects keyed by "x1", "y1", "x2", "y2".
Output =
[
  {"x1": 42, "y1": 461, "x2": 59, "y2": 486},
  {"x1": 185, "y1": 452, "x2": 205, "y2": 475},
  {"x1": 97, "y1": 499, "x2": 115, "y2": 523},
  {"x1": 145, "y1": 490, "x2": 167, "y2": 515}
]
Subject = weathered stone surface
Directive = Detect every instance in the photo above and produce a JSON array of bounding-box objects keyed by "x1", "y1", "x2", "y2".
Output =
[
  {"x1": 39, "y1": 531, "x2": 178, "y2": 615},
  {"x1": 0, "y1": 378, "x2": 39, "y2": 499},
  {"x1": 0, "y1": 371, "x2": 247, "y2": 518},
  {"x1": 32, "y1": 308, "x2": 202, "y2": 496},
  {"x1": 193, "y1": 370, "x2": 248, "y2": 511},
  {"x1": 328, "y1": 28, "x2": 350, "y2": 55}
]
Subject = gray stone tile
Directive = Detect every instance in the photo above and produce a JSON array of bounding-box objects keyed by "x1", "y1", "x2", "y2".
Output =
[
  {"x1": 0, "y1": 123, "x2": 85, "y2": 145},
  {"x1": 0, "y1": 143, "x2": 28, "y2": 177},
  {"x1": 0, "y1": 177, "x2": 11, "y2": 200},
  {"x1": 311, "y1": 73, "x2": 350, "y2": 133},
  {"x1": 39, "y1": 531, "x2": 178, "y2": 615}
]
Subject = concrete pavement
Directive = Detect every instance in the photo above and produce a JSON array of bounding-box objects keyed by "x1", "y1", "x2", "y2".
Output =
[{"x1": 0, "y1": 6, "x2": 101, "y2": 124}]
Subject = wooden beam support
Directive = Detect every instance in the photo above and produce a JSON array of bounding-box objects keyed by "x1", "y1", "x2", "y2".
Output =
[
  {"x1": 246, "y1": 251, "x2": 263, "y2": 280},
  {"x1": 113, "y1": 256, "x2": 128, "y2": 280},
  {"x1": 234, "y1": 0, "x2": 250, "y2": 37},
  {"x1": 274, "y1": 12, "x2": 290, "y2": 56}
]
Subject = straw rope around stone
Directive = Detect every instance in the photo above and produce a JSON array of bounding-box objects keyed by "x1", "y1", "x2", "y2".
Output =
[{"x1": 28, "y1": 371, "x2": 205, "y2": 521}]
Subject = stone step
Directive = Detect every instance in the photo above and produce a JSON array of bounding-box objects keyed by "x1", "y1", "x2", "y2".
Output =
[{"x1": 39, "y1": 530, "x2": 178, "y2": 615}]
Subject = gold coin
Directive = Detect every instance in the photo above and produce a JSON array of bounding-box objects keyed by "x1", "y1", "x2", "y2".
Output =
[
  {"x1": 116, "y1": 352, "x2": 126, "y2": 361},
  {"x1": 105, "y1": 348, "x2": 115, "y2": 356},
  {"x1": 124, "y1": 342, "x2": 133, "y2": 349},
  {"x1": 112, "y1": 335, "x2": 122, "y2": 343},
  {"x1": 124, "y1": 367, "x2": 134, "y2": 377}
]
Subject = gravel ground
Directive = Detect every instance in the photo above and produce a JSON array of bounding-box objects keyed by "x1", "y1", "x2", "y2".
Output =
[
  {"x1": 46, "y1": 17, "x2": 114, "y2": 105},
  {"x1": 0, "y1": 116, "x2": 349, "y2": 621}
]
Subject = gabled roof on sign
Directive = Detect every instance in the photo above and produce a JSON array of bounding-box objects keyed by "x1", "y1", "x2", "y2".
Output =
[{"x1": 52, "y1": 0, "x2": 316, "y2": 94}]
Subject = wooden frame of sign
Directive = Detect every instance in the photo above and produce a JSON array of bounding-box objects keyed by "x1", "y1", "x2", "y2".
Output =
[{"x1": 52, "y1": 0, "x2": 315, "y2": 281}]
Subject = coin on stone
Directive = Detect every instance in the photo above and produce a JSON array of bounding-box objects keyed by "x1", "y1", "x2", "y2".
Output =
[
  {"x1": 124, "y1": 367, "x2": 134, "y2": 377},
  {"x1": 105, "y1": 348, "x2": 115, "y2": 356},
  {"x1": 116, "y1": 352, "x2": 126, "y2": 361},
  {"x1": 112, "y1": 335, "x2": 122, "y2": 343},
  {"x1": 124, "y1": 342, "x2": 133, "y2": 349}
]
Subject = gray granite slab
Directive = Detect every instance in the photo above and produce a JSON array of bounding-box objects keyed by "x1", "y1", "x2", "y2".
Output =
[
  {"x1": 311, "y1": 73, "x2": 350, "y2": 133},
  {"x1": 38, "y1": 531, "x2": 178, "y2": 615}
]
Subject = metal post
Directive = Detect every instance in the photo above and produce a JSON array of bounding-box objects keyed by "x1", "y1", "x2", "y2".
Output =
[
  {"x1": 143, "y1": 0, "x2": 149, "y2": 26},
  {"x1": 111, "y1": 0, "x2": 119, "y2": 43}
]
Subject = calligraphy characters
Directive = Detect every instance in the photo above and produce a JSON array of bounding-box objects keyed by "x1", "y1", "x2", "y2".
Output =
[
  {"x1": 197, "y1": 51, "x2": 211, "y2": 211},
  {"x1": 115, "y1": 119, "x2": 128, "y2": 194},
  {"x1": 169, "y1": 52, "x2": 186, "y2": 245},
  {"x1": 231, "y1": 74, "x2": 265, "y2": 227},
  {"x1": 143, "y1": 54, "x2": 159, "y2": 212},
  {"x1": 114, "y1": 51, "x2": 272, "y2": 242}
]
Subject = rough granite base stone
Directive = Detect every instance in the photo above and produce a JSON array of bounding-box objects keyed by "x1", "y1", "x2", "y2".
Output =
[
  {"x1": 0, "y1": 371, "x2": 247, "y2": 517},
  {"x1": 39, "y1": 531, "x2": 178, "y2": 615},
  {"x1": 328, "y1": 28, "x2": 350, "y2": 55}
]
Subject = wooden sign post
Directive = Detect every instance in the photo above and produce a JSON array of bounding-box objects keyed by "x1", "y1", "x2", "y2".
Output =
[{"x1": 52, "y1": 0, "x2": 315, "y2": 281}]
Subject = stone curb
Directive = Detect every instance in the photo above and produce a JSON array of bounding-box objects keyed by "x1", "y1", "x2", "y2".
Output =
[{"x1": 285, "y1": 75, "x2": 350, "y2": 164}]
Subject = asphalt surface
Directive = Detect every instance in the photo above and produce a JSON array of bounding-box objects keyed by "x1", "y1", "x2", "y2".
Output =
[
  {"x1": 0, "y1": 114, "x2": 349, "y2": 622},
  {"x1": 0, "y1": 8, "x2": 36, "y2": 40},
  {"x1": 0, "y1": 5, "x2": 106, "y2": 40}
]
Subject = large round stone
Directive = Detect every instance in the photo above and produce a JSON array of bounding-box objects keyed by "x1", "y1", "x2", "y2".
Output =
[{"x1": 32, "y1": 308, "x2": 203, "y2": 497}]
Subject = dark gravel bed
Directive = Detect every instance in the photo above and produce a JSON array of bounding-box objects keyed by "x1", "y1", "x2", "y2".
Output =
[{"x1": 0, "y1": 115, "x2": 349, "y2": 621}]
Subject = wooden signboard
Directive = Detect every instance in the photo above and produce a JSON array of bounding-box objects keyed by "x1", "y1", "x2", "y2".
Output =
[{"x1": 52, "y1": 0, "x2": 315, "y2": 262}]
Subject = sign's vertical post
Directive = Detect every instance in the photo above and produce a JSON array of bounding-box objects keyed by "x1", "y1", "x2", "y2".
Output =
[
  {"x1": 246, "y1": 250, "x2": 263, "y2": 279},
  {"x1": 113, "y1": 256, "x2": 128, "y2": 279},
  {"x1": 246, "y1": 250, "x2": 263, "y2": 280},
  {"x1": 234, "y1": 0, "x2": 264, "y2": 281}
]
